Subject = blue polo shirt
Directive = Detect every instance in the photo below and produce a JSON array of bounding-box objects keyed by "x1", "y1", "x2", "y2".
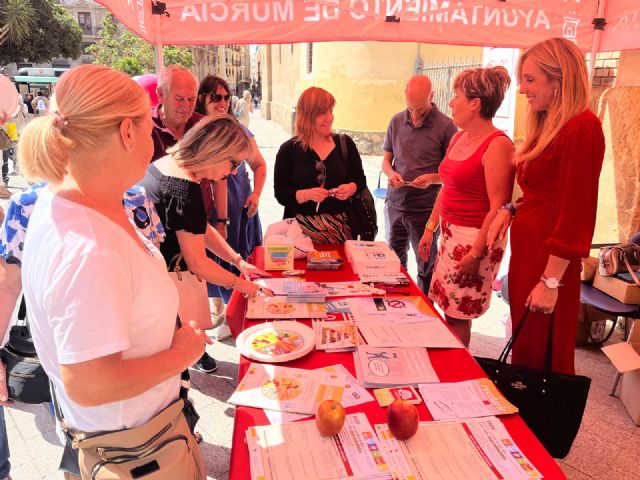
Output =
[{"x1": 383, "y1": 104, "x2": 457, "y2": 213}]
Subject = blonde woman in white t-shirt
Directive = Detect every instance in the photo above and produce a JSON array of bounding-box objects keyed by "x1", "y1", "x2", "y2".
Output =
[{"x1": 18, "y1": 65, "x2": 208, "y2": 479}]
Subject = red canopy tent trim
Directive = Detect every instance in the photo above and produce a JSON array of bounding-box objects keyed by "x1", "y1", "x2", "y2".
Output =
[{"x1": 97, "y1": 0, "x2": 639, "y2": 58}]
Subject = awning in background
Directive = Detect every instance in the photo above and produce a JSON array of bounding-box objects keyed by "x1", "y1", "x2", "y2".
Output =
[{"x1": 95, "y1": 1, "x2": 640, "y2": 53}]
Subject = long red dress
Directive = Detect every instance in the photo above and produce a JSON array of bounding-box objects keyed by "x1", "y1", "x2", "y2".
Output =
[{"x1": 508, "y1": 110, "x2": 605, "y2": 375}]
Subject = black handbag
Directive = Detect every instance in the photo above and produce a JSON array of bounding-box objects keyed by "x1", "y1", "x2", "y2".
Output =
[
  {"x1": 338, "y1": 134, "x2": 378, "y2": 241},
  {"x1": 475, "y1": 309, "x2": 591, "y2": 459},
  {"x1": 1, "y1": 298, "x2": 51, "y2": 404}
]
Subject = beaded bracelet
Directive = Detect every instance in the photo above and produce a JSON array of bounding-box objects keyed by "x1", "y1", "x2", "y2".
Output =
[{"x1": 499, "y1": 202, "x2": 517, "y2": 217}]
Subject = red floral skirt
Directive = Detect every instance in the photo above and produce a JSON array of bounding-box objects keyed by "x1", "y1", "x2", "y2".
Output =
[{"x1": 428, "y1": 220, "x2": 505, "y2": 320}]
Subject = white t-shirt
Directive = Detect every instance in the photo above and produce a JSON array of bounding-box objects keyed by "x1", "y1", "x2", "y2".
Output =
[{"x1": 21, "y1": 187, "x2": 181, "y2": 432}]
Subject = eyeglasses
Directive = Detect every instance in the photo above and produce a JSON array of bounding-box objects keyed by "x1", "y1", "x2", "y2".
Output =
[
  {"x1": 209, "y1": 93, "x2": 231, "y2": 103},
  {"x1": 315, "y1": 160, "x2": 326, "y2": 186},
  {"x1": 229, "y1": 158, "x2": 243, "y2": 171}
]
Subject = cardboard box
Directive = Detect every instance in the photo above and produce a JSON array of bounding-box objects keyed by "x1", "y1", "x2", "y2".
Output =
[
  {"x1": 620, "y1": 369, "x2": 640, "y2": 425},
  {"x1": 602, "y1": 320, "x2": 640, "y2": 425},
  {"x1": 593, "y1": 271, "x2": 640, "y2": 304}
]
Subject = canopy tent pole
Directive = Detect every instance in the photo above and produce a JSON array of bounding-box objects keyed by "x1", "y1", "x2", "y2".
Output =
[
  {"x1": 589, "y1": 0, "x2": 607, "y2": 85},
  {"x1": 152, "y1": 1, "x2": 165, "y2": 71}
]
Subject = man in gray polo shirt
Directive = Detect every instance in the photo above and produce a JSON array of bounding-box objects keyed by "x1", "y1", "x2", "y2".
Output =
[{"x1": 382, "y1": 75, "x2": 457, "y2": 294}]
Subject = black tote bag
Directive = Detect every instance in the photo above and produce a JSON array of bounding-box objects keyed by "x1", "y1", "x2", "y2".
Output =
[{"x1": 475, "y1": 309, "x2": 591, "y2": 459}]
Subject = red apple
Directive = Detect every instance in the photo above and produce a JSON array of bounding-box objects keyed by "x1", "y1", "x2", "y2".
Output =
[
  {"x1": 315, "y1": 399, "x2": 346, "y2": 436},
  {"x1": 387, "y1": 399, "x2": 419, "y2": 440}
]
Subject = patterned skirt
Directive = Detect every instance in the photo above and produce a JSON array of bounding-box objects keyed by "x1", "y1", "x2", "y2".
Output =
[
  {"x1": 295, "y1": 212, "x2": 352, "y2": 244},
  {"x1": 428, "y1": 220, "x2": 506, "y2": 320}
]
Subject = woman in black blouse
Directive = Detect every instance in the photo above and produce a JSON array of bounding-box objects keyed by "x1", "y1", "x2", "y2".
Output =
[
  {"x1": 274, "y1": 87, "x2": 367, "y2": 243},
  {"x1": 140, "y1": 114, "x2": 271, "y2": 373}
]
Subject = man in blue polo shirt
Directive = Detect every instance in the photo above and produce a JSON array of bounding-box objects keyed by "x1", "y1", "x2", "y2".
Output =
[{"x1": 382, "y1": 75, "x2": 457, "y2": 295}]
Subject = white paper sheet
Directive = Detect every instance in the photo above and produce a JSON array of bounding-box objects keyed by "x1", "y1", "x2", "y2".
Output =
[
  {"x1": 246, "y1": 413, "x2": 393, "y2": 480},
  {"x1": 246, "y1": 295, "x2": 327, "y2": 319},
  {"x1": 418, "y1": 379, "x2": 518, "y2": 420},
  {"x1": 264, "y1": 364, "x2": 375, "y2": 425},
  {"x1": 358, "y1": 321, "x2": 463, "y2": 349},
  {"x1": 229, "y1": 363, "x2": 345, "y2": 414},
  {"x1": 375, "y1": 417, "x2": 542, "y2": 480},
  {"x1": 353, "y1": 346, "x2": 439, "y2": 387}
]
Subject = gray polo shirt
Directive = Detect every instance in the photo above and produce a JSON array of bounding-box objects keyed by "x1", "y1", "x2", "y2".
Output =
[{"x1": 383, "y1": 104, "x2": 457, "y2": 213}]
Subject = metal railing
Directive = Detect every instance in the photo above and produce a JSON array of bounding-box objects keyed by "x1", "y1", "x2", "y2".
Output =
[{"x1": 418, "y1": 56, "x2": 482, "y2": 114}]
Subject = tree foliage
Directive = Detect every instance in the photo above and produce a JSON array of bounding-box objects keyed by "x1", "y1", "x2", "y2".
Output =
[
  {"x1": 0, "y1": 0, "x2": 82, "y2": 65},
  {"x1": 87, "y1": 14, "x2": 193, "y2": 74}
]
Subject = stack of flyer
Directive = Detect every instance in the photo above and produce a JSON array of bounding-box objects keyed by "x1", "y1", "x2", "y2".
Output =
[
  {"x1": 282, "y1": 282, "x2": 327, "y2": 303},
  {"x1": 344, "y1": 240, "x2": 401, "y2": 275},
  {"x1": 313, "y1": 320, "x2": 359, "y2": 352},
  {"x1": 246, "y1": 413, "x2": 393, "y2": 480},
  {"x1": 246, "y1": 296, "x2": 327, "y2": 319},
  {"x1": 307, "y1": 250, "x2": 343, "y2": 270}
]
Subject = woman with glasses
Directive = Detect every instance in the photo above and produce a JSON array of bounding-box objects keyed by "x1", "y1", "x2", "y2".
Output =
[
  {"x1": 139, "y1": 115, "x2": 272, "y2": 373},
  {"x1": 274, "y1": 87, "x2": 367, "y2": 243},
  {"x1": 195, "y1": 75, "x2": 267, "y2": 340}
]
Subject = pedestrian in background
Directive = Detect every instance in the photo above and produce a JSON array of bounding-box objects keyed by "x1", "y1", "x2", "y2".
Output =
[{"x1": 382, "y1": 75, "x2": 457, "y2": 294}]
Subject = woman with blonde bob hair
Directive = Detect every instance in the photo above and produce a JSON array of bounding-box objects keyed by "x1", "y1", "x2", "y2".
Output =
[
  {"x1": 140, "y1": 113, "x2": 272, "y2": 373},
  {"x1": 418, "y1": 66, "x2": 515, "y2": 347},
  {"x1": 19, "y1": 64, "x2": 207, "y2": 478},
  {"x1": 274, "y1": 86, "x2": 367, "y2": 243},
  {"x1": 488, "y1": 38, "x2": 605, "y2": 375}
]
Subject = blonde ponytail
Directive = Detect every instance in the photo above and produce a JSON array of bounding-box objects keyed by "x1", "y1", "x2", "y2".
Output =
[{"x1": 18, "y1": 64, "x2": 149, "y2": 183}]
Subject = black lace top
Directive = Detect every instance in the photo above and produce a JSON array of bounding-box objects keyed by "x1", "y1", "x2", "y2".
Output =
[{"x1": 139, "y1": 164, "x2": 207, "y2": 271}]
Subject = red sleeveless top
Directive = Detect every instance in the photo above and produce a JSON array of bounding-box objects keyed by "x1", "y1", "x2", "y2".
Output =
[{"x1": 439, "y1": 130, "x2": 506, "y2": 229}]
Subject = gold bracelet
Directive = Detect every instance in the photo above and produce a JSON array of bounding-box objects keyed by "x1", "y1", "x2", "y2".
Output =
[
  {"x1": 468, "y1": 248, "x2": 484, "y2": 260},
  {"x1": 425, "y1": 219, "x2": 438, "y2": 233}
]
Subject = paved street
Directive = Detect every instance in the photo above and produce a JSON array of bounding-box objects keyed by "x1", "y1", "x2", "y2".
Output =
[{"x1": 1, "y1": 110, "x2": 638, "y2": 479}]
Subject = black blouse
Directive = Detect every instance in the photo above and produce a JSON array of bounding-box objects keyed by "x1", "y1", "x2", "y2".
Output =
[
  {"x1": 139, "y1": 164, "x2": 207, "y2": 271},
  {"x1": 274, "y1": 133, "x2": 367, "y2": 218}
]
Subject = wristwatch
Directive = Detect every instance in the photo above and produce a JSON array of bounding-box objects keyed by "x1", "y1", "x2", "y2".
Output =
[
  {"x1": 540, "y1": 275, "x2": 563, "y2": 289},
  {"x1": 216, "y1": 218, "x2": 230, "y2": 225}
]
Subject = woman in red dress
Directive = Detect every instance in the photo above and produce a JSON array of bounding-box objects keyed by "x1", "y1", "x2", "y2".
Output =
[{"x1": 488, "y1": 38, "x2": 605, "y2": 375}]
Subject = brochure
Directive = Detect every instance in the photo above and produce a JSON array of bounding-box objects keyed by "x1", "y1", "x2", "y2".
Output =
[
  {"x1": 246, "y1": 413, "x2": 392, "y2": 480},
  {"x1": 263, "y1": 364, "x2": 375, "y2": 425},
  {"x1": 246, "y1": 295, "x2": 327, "y2": 319},
  {"x1": 229, "y1": 362, "x2": 345, "y2": 415},
  {"x1": 353, "y1": 346, "x2": 439, "y2": 387},
  {"x1": 357, "y1": 321, "x2": 463, "y2": 349},
  {"x1": 375, "y1": 416, "x2": 542, "y2": 480},
  {"x1": 313, "y1": 320, "x2": 359, "y2": 352},
  {"x1": 418, "y1": 379, "x2": 518, "y2": 420}
]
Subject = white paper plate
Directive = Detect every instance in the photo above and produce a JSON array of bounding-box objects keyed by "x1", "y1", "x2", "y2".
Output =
[
  {"x1": 0, "y1": 75, "x2": 20, "y2": 117},
  {"x1": 236, "y1": 321, "x2": 315, "y2": 363}
]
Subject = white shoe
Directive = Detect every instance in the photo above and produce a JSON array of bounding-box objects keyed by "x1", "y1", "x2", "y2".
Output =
[
  {"x1": 214, "y1": 324, "x2": 232, "y2": 341},
  {"x1": 210, "y1": 309, "x2": 226, "y2": 329}
]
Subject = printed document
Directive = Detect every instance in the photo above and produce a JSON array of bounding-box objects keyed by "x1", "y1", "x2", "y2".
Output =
[
  {"x1": 246, "y1": 413, "x2": 392, "y2": 480},
  {"x1": 353, "y1": 346, "x2": 439, "y2": 387},
  {"x1": 375, "y1": 416, "x2": 542, "y2": 480},
  {"x1": 418, "y1": 379, "x2": 518, "y2": 420},
  {"x1": 263, "y1": 364, "x2": 374, "y2": 425},
  {"x1": 246, "y1": 295, "x2": 327, "y2": 319},
  {"x1": 358, "y1": 321, "x2": 463, "y2": 349},
  {"x1": 229, "y1": 363, "x2": 344, "y2": 415}
]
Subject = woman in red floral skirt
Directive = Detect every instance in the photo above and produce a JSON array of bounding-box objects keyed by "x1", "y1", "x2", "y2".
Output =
[{"x1": 419, "y1": 67, "x2": 515, "y2": 347}]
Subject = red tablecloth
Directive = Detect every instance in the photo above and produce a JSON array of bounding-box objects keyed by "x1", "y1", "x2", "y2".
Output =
[{"x1": 226, "y1": 245, "x2": 567, "y2": 480}]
